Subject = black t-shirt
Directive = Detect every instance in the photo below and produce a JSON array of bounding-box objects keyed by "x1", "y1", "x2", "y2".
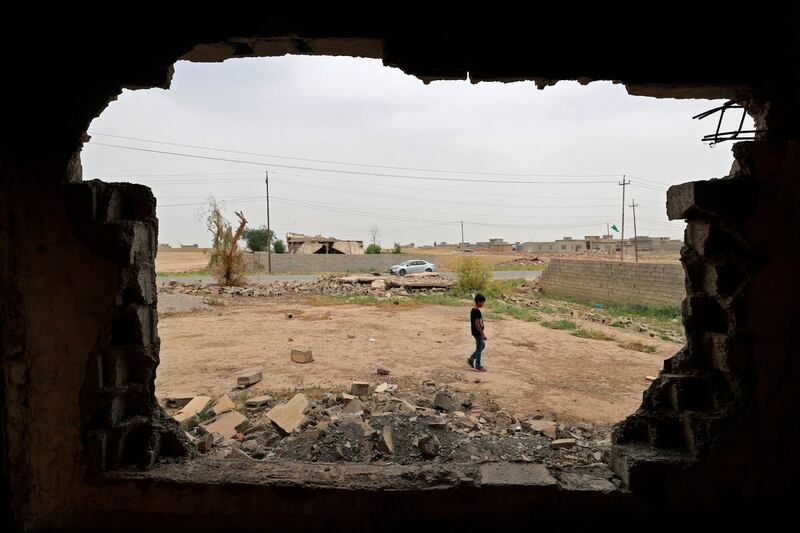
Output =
[{"x1": 470, "y1": 307, "x2": 485, "y2": 337}]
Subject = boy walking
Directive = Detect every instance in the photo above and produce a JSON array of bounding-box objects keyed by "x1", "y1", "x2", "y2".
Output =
[{"x1": 467, "y1": 293, "x2": 488, "y2": 372}]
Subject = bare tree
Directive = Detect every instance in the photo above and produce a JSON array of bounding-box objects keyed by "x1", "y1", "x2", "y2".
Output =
[{"x1": 369, "y1": 225, "x2": 380, "y2": 245}]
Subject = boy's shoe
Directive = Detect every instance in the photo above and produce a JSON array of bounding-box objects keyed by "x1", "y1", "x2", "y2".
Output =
[
  {"x1": 466, "y1": 358, "x2": 474, "y2": 368},
  {"x1": 475, "y1": 366, "x2": 487, "y2": 372}
]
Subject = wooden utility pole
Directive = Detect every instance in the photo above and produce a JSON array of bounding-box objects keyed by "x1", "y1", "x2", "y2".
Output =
[
  {"x1": 265, "y1": 171, "x2": 272, "y2": 274},
  {"x1": 619, "y1": 176, "x2": 630, "y2": 261},
  {"x1": 629, "y1": 199, "x2": 639, "y2": 262}
]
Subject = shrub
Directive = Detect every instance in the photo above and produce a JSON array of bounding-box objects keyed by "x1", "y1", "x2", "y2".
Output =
[
  {"x1": 366, "y1": 243, "x2": 382, "y2": 254},
  {"x1": 273, "y1": 239, "x2": 286, "y2": 254},
  {"x1": 393, "y1": 242, "x2": 402, "y2": 254},
  {"x1": 455, "y1": 256, "x2": 492, "y2": 291}
]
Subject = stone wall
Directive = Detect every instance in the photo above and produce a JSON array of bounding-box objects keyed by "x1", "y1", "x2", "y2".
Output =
[
  {"x1": 250, "y1": 253, "x2": 440, "y2": 273},
  {"x1": 539, "y1": 259, "x2": 685, "y2": 308}
]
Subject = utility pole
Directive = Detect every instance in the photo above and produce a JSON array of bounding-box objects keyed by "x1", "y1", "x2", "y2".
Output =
[
  {"x1": 265, "y1": 170, "x2": 272, "y2": 274},
  {"x1": 606, "y1": 222, "x2": 610, "y2": 237},
  {"x1": 629, "y1": 199, "x2": 639, "y2": 262},
  {"x1": 461, "y1": 221, "x2": 464, "y2": 245},
  {"x1": 619, "y1": 175, "x2": 630, "y2": 261}
]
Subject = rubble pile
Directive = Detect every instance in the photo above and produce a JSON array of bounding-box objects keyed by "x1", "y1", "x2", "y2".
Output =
[
  {"x1": 497, "y1": 257, "x2": 544, "y2": 267},
  {"x1": 167, "y1": 379, "x2": 613, "y2": 471},
  {"x1": 159, "y1": 273, "x2": 455, "y2": 300}
]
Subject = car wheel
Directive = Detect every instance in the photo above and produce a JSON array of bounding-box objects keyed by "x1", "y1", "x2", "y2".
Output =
[
  {"x1": 399, "y1": 269, "x2": 406, "y2": 276},
  {"x1": 425, "y1": 268, "x2": 432, "y2": 272}
]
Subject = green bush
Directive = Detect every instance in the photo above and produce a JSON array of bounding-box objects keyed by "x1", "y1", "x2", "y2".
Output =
[
  {"x1": 273, "y1": 239, "x2": 286, "y2": 254},
  {"x1": 455, "y1": 256, "x2": 492, "y2": 291},
  {"x1": 366, "y1": 243, "x2": 382, "y2": 254},
  {"x1": 393, "y1": 242, "x2": 402, "y2": 254}
]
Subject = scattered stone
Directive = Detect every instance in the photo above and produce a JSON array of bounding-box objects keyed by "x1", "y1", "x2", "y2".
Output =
[
  {"x1": 377, "y1": 364, "x2": 391, "y2": 375},
  {"x1": 347, "y1": 334, "x2": 356, "y2": 339},
  {"x1": 245, "y1": 395, "x2": 273, "y2": 409},
  {"x1": 211, "y1": 394, "x2": 235, "y2": 416},
  {"x1": 340, "y1": 392, "x2": 356, "y2": 402},
  {"x1": 257, "y1": 429, "x2": 282, "y2": 448},
  {"x1": 342, "y1": 397, "x2": 364, "y2": 415},
  {"x1": 550, "y1": 438, "x2": 577, "y2": 450},
  {"x1": 434, "y1": 390, "x2": 455, "y2": 412},
  {"x1": 236, "y1": 369, "x2": 263, "y2": 388},
  {"x1": 527, "y1": 420, "x2": 558, "y2": 439},
  {"x1": 267, "y1": 393, "x2": 309, "y2": 434},
  {"x1": 371, "y1": 279, "x2": 386, "y2": 290},
  {"x1": 351, "y1": 382, "x2": 370, "y2": 397},
  {"x1": 164, "y1": 393, "x2": 195, "y2": 409},
  {"x1": 425, "y1": 416, "x2": 447, "y2": 429},
  {"x1": 291, "y1": 349, "x2": 314, "y2": 364},
  {"x1": 375, "y1": 383, "x2": 391, "y2": 394},
  {"x1": 645, "y1": 375, "x2": 657, "y2": 381},
  {"x1": 241, "y1": 439, "x2": 267, "y2": 459},
  {"x1": 593, "y1": 451, "x2": 604, "y2": 462},
  {"x1": 173, "y1": 396, "x2": 212, "y2": 424},
  {"x1": 418, "y1": 434, "x2": 440, "y2": 458},
  {"x1": 378, "y1": 425, "x2": 394, "y2": 455},
  {"x1": 397, "y1": 399, "x2": 418, "y2": 414},
  {"x1": 195, "y1": 432, "x2": 214, "y2": 453},
  {"x1": 201, "y1": 411, "x2": 249, "y2": 439},
  {"x1": 368, "y1": 338, "x2": 376, "y2": 342}
]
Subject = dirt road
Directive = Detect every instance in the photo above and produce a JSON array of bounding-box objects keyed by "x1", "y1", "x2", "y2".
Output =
[{"x1": 155, "y1": 296, "x2": 675, "y2": 427}]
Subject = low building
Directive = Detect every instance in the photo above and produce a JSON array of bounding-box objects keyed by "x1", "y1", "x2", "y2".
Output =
[{"x1": 286, "y1": 233, "x2": 364, "y2": 254}]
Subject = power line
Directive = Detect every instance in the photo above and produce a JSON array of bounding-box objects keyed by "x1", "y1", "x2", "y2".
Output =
[
  {"x1": 88, "y1": 132, "x2": 624, "y2": 179},
  {"x1": 85, "y1": 142, "x2": 621, "y2": 185}
]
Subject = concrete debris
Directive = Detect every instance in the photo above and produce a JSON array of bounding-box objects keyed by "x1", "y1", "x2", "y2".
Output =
[
  {"x1": 645, "y1": 375, "x2": 657, "y2": 381},
  {"x1": 376, "y1": 364, "x2": 391, "y2": 375},
  {"x1": 425, "y1": 416, "x2": 447, "y2": 429},
  {"x1": 550, "y1": 438, "x2": 577, "y2": 449},
  {"x1": 267, "y1": 393, "x2": 309, "y2": 434},
  {"x1": 418, "y1": 434, "x2": 440, "y2": 458},
  {"x1": 351, "y1": 382, "x2": 370, "y2": 397},
  {"x1": 211, "y1": 394, "x2": 235, "y2": 416},
  {"x1": 164, "y1": 393, "x2": 195, "y2": 409},
  {"x1": 291, "y1": 349, "x2": 314, "y2": 364},
  {"x1": 245, "y1": 395, "x2": 273, "y2": 409},
  {"x1": 370, "y1": 279, "x2": 386, "y2": 290},
  {"x1": 433, "y1": 390, "x2": 455, "y2": 412},
  {"x1": 173, "y1": 396, "x2": 212, "y2": 424},
  {"x1": 201, "y1": 411, "x2": 249, "y2": 439},
  {"x1": 526, "y1": 420, "x2": 558, "y2": 439},
  {"x1": 195, "y1": 432, "x2": 214, "y2": 453},
  {"x1": 378, "y1": 425, "x2": 394, "y2": 454},
  {"x1": 341, "y1": 397, "x2": 364, "y2": 415},
  {"x1": 236, "y1": 369, "x2": 263, "y2": 388}
]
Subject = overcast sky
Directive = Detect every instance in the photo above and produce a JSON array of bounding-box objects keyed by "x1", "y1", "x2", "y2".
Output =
[{"x1": 82, "y1": 56, "x2": 751, "y2": 248}]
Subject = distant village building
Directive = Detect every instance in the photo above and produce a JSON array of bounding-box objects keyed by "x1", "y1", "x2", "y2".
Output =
[
  {"x1": 522, "y1": 235, "x2": 680, "y2": 253},
  {"x1": 286, "y1": 232, "x2": 364, "y2": 254},
  {"x1": 475, "y1": 238, "x2": 514, "y2": 253},
  {"x1": 180, "y1": 244, "x2": 199, "y2": 249}
]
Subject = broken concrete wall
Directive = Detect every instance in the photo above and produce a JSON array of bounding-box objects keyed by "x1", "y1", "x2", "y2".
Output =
[
  {"x1": 2, "y1": 9, "x2": 800, "y2": 529},
  {"x1": 611, "y1": 139, "x2": 800, "y2": 510},
  {"x1": 331, "y1": 240, "x2": 364, "y2": 254}
]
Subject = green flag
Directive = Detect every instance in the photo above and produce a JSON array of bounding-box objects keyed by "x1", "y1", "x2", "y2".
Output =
[{"x1": 611, "y1": 224, "x2": 620, "y2": 233}]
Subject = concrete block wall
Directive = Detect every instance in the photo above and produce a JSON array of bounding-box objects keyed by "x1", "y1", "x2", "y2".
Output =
[
  {"x1": 249, "y1": 253, "x2": 440, "y2": 273},
  {"x1": 539, "y1": 259, "x2": 685, "y2": 308}
]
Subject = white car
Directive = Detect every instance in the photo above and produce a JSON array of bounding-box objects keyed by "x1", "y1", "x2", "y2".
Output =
[{"x1": 389, "y1": 259, "x2": 436, "y2": 276}]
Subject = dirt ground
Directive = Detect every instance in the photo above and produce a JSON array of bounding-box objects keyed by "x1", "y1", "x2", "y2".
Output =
[
  {"x1": 156, "y1": 249, "x2": 209, "y2": 273},
  {"x1": 155, "y1": 295, "x2": 675, "y2": 427}
]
